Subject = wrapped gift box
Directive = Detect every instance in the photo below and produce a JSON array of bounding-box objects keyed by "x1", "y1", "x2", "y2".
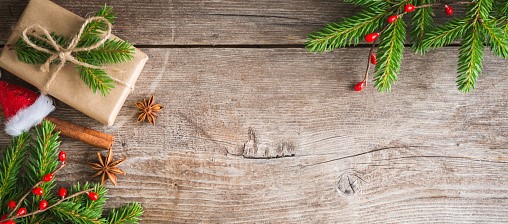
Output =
[{"x1": 0, "y1": 0, "x2": 148, "y2": 125}]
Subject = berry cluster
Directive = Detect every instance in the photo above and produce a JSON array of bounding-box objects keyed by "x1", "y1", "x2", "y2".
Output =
[
  {"x1": 0, "y1": 151, "x2": 98, "y2": 224},
  {"x1": 355, "y1": 3, "x2": 455, "y2": 92}
]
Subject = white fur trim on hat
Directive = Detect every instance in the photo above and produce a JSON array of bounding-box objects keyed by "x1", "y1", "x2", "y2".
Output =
[{"x1": 5, "y1": 94, "x2": 55, "y2": 136}]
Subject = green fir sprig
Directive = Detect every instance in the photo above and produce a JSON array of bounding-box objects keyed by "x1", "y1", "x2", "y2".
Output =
[
  {"x1": 373, "y1": 18, "x2": 406, "y2": 92},
  {"x1": 0, "y1": 121, "x2": 143, "y2": 223},
  {"x1": 14, "y1": 5, "x2": 134, "y2": 96},
  {"x1": 307, "y1": 0, "x2": 508, "y2": 92}
]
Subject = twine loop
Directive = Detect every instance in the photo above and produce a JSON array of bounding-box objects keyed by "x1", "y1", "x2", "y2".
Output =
[{"x1": 21, "y1": 17, "x2": 130, "y2": 93}]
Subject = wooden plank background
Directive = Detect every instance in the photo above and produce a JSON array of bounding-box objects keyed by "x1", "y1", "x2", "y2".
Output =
[{"x1": 1, "y1": 0, "x2": 508, "y2": 223}]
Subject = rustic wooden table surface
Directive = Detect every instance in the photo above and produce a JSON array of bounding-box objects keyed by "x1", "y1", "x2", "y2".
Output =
[{"x1": 1, "y1": 0, "x2": 508, "y2": 223}]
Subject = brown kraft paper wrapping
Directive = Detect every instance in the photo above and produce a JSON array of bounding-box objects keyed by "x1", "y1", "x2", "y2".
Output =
[{"x1": 0, "y1": 0, "x2": 148, "y2": 125}]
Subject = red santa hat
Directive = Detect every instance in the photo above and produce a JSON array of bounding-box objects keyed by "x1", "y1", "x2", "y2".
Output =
[{"x1": 0, "y1": 79, "x2": 55, "y2": 136}]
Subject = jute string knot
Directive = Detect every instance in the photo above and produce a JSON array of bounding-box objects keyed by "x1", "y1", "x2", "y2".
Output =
[{"x1": 21, "y1": 17, "x2": 131, "y2": 94}]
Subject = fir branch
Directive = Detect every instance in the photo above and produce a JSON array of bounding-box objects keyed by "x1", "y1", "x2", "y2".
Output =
[
  {"x1": 80, "y1": 4, "x2": 117, "y2": 43},
  {"x1": 106, "y1": 203, "x2": 143, "y2": 224},
  {"x1": 6, "y1": 163, "x2": 66, "y2": 218},
  {"x1": 457, "y1": 23, "x2": 485, "y2": 92},
  {"x1": 410, "y1": 0, "x2": 435, "y2": 52},
  {"x1": 455, "y1": 0, "x2": 493, "y2": 92},
  {"x1": 69, "y1": 182, "x2": 108, "y2": 219},
  {"x1": 482, "y1": 19, "x2": 508, "y2": 58},
  {"x1": 22, "y1": 122, "x2": 61, "y2": 220},
  {"x1": 95, "y1": 4, "x2": 117, "y2": 24},
  {"x1": 0, "y1": 121, "x2": 143, "y2": 223},
  {"x1": 76, "y1": 39, "x2": 135, "y2": 65},
  {"x1": 4, "y1": 188, "x2": 93, "y2": 222},
  {"x1": 373, "y1": 18, "x2": 406, "y2": 92},
  {"x1": 26, "y1": 122, "x2": 60, "y2": 189},
  {"x1": 14, "y1": 34, "x2": 67, "y2": 64},
  {"x1": 467, "y1": 0, "x2": 494, "y2": 20},
  {"x1": 77, "y1": 36, "x2": 103, "y2": 49},
  {"x1": 77, "y1": 66, "x2": 116, "y2": 96},
  {"x1": 49, "y1": 201, "x2": 105, "y2": 224},
  {"x1": 307, "y1": 0, "x2": 507, "y2": 92},
  {"x1": 15, "y1": 37, "x2": 50, "y2": 64},
  {"x1": 306, "y1": 7, "x2": 388, "y2": 52},
  {"x1": 0, "y1": 133, "x2": 30, "y2": 202},
  {"x1": 418, "y1": 18, "x2": 467, "y2": 53}
]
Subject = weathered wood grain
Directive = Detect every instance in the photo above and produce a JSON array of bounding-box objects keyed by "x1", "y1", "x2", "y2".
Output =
[
  {"x1": 1, "y1": 48, "x2": 507, "y2": 223},
  {"x1": 0, "y1": 0, "x2": 466, "y2": 45}
]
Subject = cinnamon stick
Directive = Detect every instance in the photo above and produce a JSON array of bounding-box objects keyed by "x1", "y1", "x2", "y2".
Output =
[{"x1": 44, "y1": 116, "x2": 114, "y2": 150}]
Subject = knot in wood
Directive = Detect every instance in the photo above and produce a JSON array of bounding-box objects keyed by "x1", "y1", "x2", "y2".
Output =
[{"x1": 337, "y1": 171, "x2": 363, "y2": 196}]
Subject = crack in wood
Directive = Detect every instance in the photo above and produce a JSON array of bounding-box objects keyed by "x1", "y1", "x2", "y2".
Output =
[
  {"x1": 303, "y1": 145, "x2": 429, "y2": 168},
  {"x1": 369, "y1": 155, "x2": 508, "y2": 164}
]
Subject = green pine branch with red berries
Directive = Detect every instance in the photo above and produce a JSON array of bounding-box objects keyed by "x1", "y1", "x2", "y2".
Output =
[
  {"x1": 0, "y1": 121, "x2": 143, "y2": 224},
  {"x1": 306, "y1": 0, "x2": 508, "y2": 92}
]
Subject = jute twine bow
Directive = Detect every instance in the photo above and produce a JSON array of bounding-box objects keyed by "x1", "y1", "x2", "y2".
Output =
[{"x1": 21, "y1": 16, "x2": 130, "y2": 94}]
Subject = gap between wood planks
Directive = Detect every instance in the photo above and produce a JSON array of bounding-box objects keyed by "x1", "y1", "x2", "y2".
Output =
[
  {"x1": 132, "y1": 43, "x2": 463, "y2": 49},
  {"x1": 0, "y1": 44, "x2": 462, "y2": 49}
]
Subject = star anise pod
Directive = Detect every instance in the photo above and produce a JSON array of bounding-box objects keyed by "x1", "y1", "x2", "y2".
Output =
[
  {"x1": 88, "y1": 148, "x2": 126, "y2": 186},
  {"x1": 136, "y1": 95, "x2": 163, "y2": 125}
]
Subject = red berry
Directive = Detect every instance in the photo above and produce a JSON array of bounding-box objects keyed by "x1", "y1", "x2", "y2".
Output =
[
  {"x1": 42, "y1": 173, "x2": 54, "y2": 182},
  {"x1": 370, "y1": 53, "x2": 377, "y2": 65},
  {"x1": 39, "y1": 200, "x2": 48, "y2": 210},
  {"x1": 32, "y1": 187, "x2": 43, "y2": 196},
  {"x1": 16, "y1": 207, "x2": 26, "y2": 216},
  {"x1": 58, "y1": 151, "x2": 67, "y2": 162},
  {"x1": 364, "y1": 32, "x2": 380, "y2": 43},
  {"x1": 444, "y1": 5, "x2": 454, "y2": 16},
  {"x1": 4, "y1": 220, "x2": 15, "y2": 224},
  {"x1": 387, "y1": 15, "x2": 398, "y2": 23},
  {"x1": 58, "y1": 188, "x2": 67, "y2": 198},
  {"x1": 354, "y1": 80, "x2": 366, "y2": 92},
  {"x1": 1, "y1": 214, "x2": 7, "y2": 220},
  {"x1": 87, "y1": 192, "x2": 99, "y2": 201},
  {"x1": 7, "y1": 201, "x2": 16, "y2": 210},
  {"x1": 404, "y1": 4, "x2": 416, "y2": 13}
]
